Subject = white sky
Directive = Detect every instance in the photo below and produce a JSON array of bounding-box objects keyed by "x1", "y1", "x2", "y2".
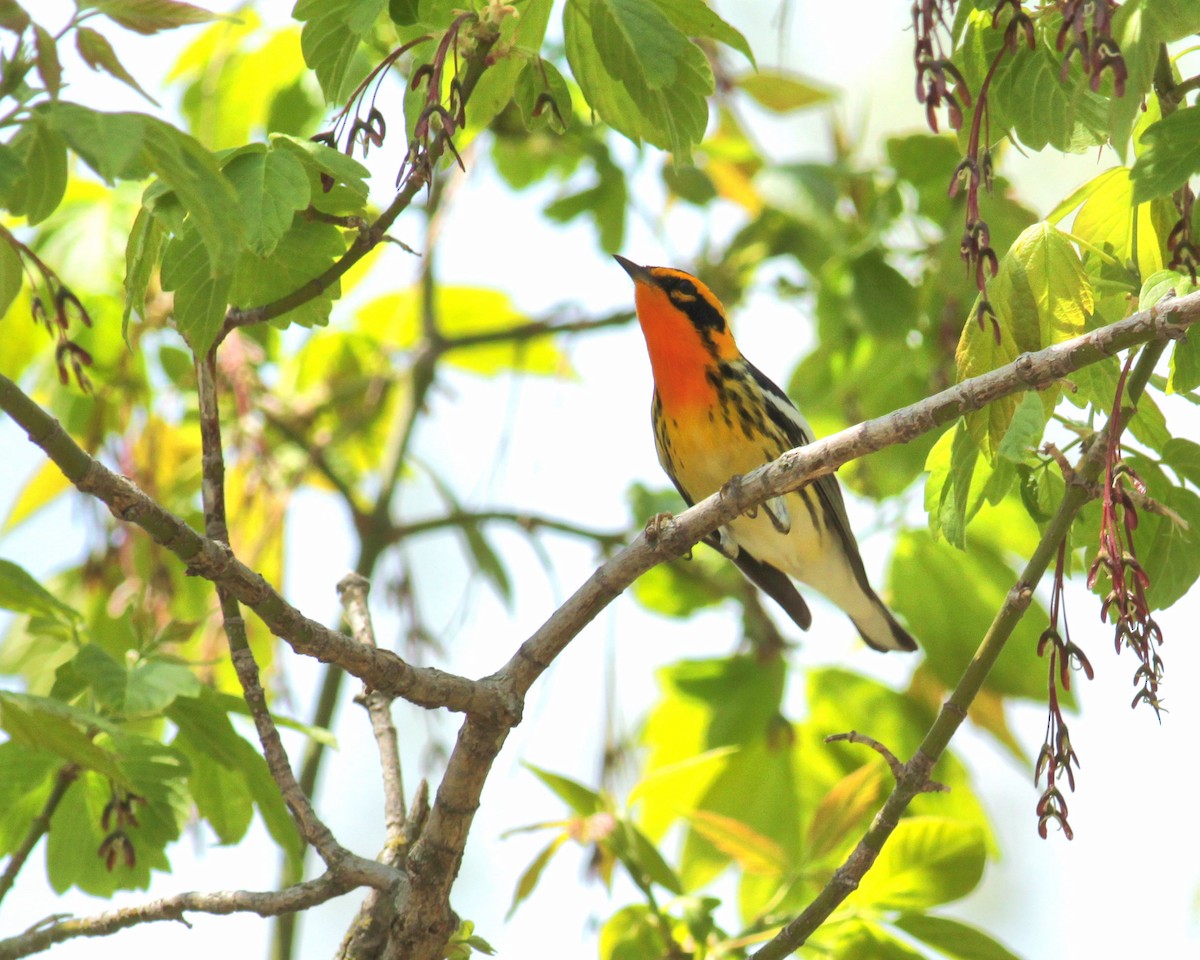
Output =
[{"x1": 2, "y1": 2, "x2": 1199, "y2": 959}]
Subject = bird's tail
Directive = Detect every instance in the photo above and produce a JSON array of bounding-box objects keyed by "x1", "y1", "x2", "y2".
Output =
[{"x1": 850, "y1": 592, "x2": 917, "y2": 653}]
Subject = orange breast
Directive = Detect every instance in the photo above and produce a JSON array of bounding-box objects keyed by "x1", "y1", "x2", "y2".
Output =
[{"x1": 635, "y1": 284, "x2": 729, "y2": 410}]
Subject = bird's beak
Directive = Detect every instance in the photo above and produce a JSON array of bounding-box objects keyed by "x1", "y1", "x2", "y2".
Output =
[{"x1": 613, "y1": 254, "x2": 652, "y2": 286}]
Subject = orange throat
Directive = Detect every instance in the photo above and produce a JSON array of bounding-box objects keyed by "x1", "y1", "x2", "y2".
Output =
[{"x1": 635, "y1": 283, "x2": 731, "y2": 411}]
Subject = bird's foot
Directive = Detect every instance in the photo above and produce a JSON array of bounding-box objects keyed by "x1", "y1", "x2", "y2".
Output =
[
  {"x1": 721, "y1": 474, "x2": 752, "y2": 515},
  {"x1": 644, "y1": 511, "x2": 675, "y2": 546}
]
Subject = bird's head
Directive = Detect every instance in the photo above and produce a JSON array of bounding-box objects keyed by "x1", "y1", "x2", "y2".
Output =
[{"x1": 614, "y1": 255, "x2": 740, "y2": 363}]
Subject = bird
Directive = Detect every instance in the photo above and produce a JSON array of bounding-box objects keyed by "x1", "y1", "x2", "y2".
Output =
[{"x1": 615, "y1": 255, "x2": 917, "y2": 653}]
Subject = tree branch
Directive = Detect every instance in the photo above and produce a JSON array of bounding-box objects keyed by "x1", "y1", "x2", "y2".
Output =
[
  {"x1": 437, "y1": 309, "x2": 635, "y2": 352},
  {"x1": 0, "y1": 873, "x2": 363, "y2": 960},
  {"x1": 748, "y1": 334, "x2": 1173, "y2": 959},
  {"x1": 3, "y1": 286, "x2": 1195, "y2": 960},
  {"x1": 387, "y1": 509, "x2": 626, "y2": 549},
  {"x1": 0, "y1": 369, "x2": 518, "y2": 722},
  {"x1": 386, "y1": 290, "x2": 1200, "y2": 959},
  {"x1": 197, "y1": 354, "x2": 398, "y2": 893}
]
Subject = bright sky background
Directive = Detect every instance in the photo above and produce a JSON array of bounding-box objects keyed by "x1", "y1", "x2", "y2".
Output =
[{"x1": 2, "y1": 2, "x2": 1199, "y2": 958}]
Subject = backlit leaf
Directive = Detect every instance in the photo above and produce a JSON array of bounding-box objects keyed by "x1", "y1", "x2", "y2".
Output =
[
  {"x1": 87, "y1": 0, "x2": 225, "y2": 35},
  {"x1": 7, "y1": 118, "x2": 68, "y2": 224},
  {"x1": 526, "y1": 763, "x2": 604, "y2": 817},
  {"x1": 294, "y1": 0, "x2": 383, "y2": 101},
  {"x1": 854, "y1": 817, "x2": 986, "y2": 910},
  {"x1": 76, "y1": 26, "x2": 158, "y2": 104},
  {"x1": 893, "y1": 914, "x2": 1022, "y2": 960}
]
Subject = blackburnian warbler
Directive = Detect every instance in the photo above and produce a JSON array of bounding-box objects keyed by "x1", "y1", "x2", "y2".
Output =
[{"x1": 616, "y1": 256, "x2": 917, "y2": 653}]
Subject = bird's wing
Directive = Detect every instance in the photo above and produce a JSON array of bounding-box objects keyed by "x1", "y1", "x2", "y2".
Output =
[
  {"x1": 744, "y1": 362, "x2": 874, "y2": 596},
  {"x1": 663, "y1": 463, "x2": 814, "y2": 632}
]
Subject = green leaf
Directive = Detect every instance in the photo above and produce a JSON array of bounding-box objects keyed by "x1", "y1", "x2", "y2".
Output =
[
  {"x1": 1131, "y1": 105, "x2": 1200, "y2": 202},
  {"x1": 0, "y1": 559, "x2": 80, "y2": 625},
  {"x1": 850, "y1": 249, "x2": 918, "y2": 338},
  {"x1": 160, "y1": 220, "x2": 232, "y2": 354},
  {"x1": 460, "y1": 523, "x2": 513, "y2": 605},
  {"x1": 464, "y1": 0, "x2": 555, "y2": 132},
  {"x1": 85, "y1": 0, "x2": 225, "y2": 35},
  {"x1": 272, "y1": 133, "x2": 370, "y2": 213},
  {"x1": 997, "y1": 390, "x2": 1048, "y2": 462},
  {"x1": 229, "y1": 216, "x2": 345, "y2": 329},
  {"x1": 999, "y1": 38, "x2": 1107, "y2": 153},
  {"x1": 633, "y1": 544, "x2": 732, "y2": 618},
  {"x1": 1141, "y1": 485, "x2": 1200, "y2": 610},
  {"x1": 0, "y1": 234, "x2": 23, "y2": 318},
  {"x1": 358, "y1": 285, "x2": 570, "y2": 375},
  {"x1": 41, "y1": 104, "x2": 241, "y2": 277},
  {"x1": 821, "y1": 921, "x2": 927, "y2": 960},
  {"x1": 140, "y1": 115, "x2": 243, "y2": 274},
  {"x1": 222, "y1": 146, "x2": 311, "y2": 256},
  {"x1": 1162, "y1": 437, "x2": 1200, "y2": 487},
  {"x1": 1109, "y1": 0, "x2": 1200, "y2": 160},
  {"x1": 854, "y1": 817, "x2": 986, "y2": 910},
  {"x1": 958, "y1": 222, "x2": 1089, "y2": 458},
  {"x1": 176, "y1": 737, "x2": 255, "y2": 844},
  {"x1": 544, "y1": 151, "x2": 628, "y2": 252},
  {"x1": 889, "y1": 528, "x2": 1050, "y2": 700},
  {"x1": 0, "y1": 743, "x2": 60, "y2": 856},
  {"x1": 123, "y1": 204, "x2": 166, "y2": 338},
  {"x1": 515, "y1": 58, "x2": 572, "y2": 132},
  {"x1": 1170, "y1": 331, "x2": 1200, "y2": 394},
  {"x1": 623, "y1": 818, "x2": 684, "y2": 893},
  {"x1": 506, "y1": 835, "x2": 566, "y2": 919},
  {"x1": 294, "y1": 0, "x2": 384, "y2": 101},
  {"x1": 599, "y1": 904, "x2": 663, "y2": 960},
  {"x1": 7, "y1": 118, "x2": 68, "y2": 225},
  {"x1": 40, "y1": 102, "x2": 148, "y2": 182},
  {"x1": 46, "y1": 744, "x2": 188, "y2": 896},
  {"x1": 1067, "y1": 167, "x2": 1169, "y2": 278},
  {"x1": 893, "y1": 913, "x2": 1022, "y2": 960},
  {"x1": 0, "y1": 2, "x2": 30, "y2": 32},
  {"x1": 956, "y1": 311, "x2": 1019, "y2": 461},
  {"x1": 526, "y1": 763, "x2": 604, "y2": 816},
  {"x1": 645, "y1": 0, "x2": 754, "y2": 67},
  {"x1": 0, "y1": 693, "x2": 124, "y2": 782},
  {"x1": 167, "y1": 691, "x2": 302, "y2": 870},
  {"x1": 33, "y1": 24, "x2": 61, "y2": 96},
  {"x1": 389, "y1": 0, "x2": 418, "y2": 25},
  {"x1": 564, "y1": 0, "x2": 713, "y2": 159},
  {"x1": 76, "y1": 26, "x2": 159, "y2": 105}
]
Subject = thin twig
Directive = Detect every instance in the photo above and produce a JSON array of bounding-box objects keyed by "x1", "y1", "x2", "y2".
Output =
[
  {"x1": 387, "y1": 509, "x2": 626, "y2": 549},
  {"x1": 0, "y1": 765, "x2": 77, "y2": 907},
  {"x1": 0, "y1": 873, "x2": 365, "y2": 960},
  {"x1": 338, "y1": 573, "x2": 407, "y2": 833},
  {"x1": 196, "y1": 354, "x2": 396, "y2": 890}
]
